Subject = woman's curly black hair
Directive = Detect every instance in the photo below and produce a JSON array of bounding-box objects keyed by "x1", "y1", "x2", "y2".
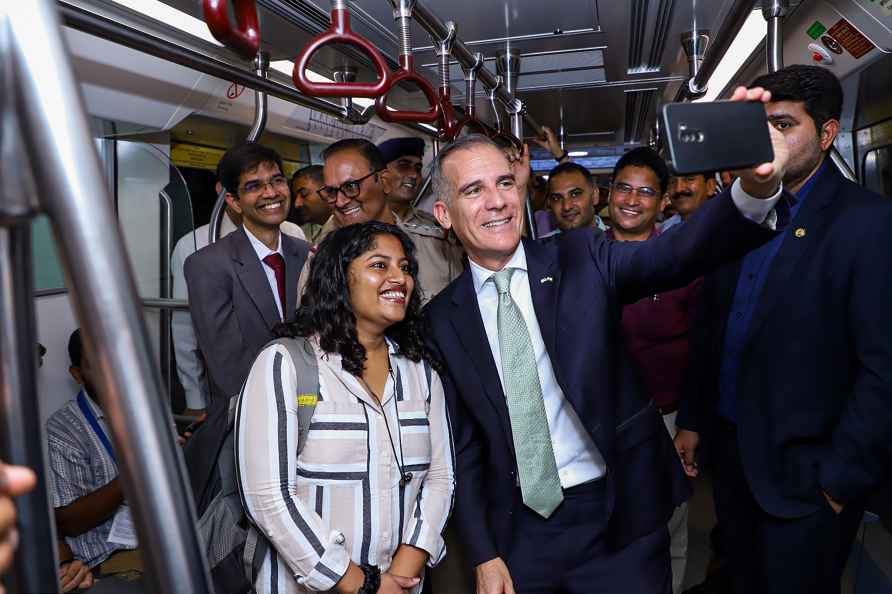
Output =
[{"x1": 277, "y1": 221, "x2": 436, "y2": 377}]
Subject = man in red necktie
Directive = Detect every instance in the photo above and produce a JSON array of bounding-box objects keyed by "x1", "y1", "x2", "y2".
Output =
[{"x1": 184, "y1": 142, "x2": 311, "y2": 513}]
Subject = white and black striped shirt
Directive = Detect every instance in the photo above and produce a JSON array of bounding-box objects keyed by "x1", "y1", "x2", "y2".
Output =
[{"x1": 236, "y1": 337, "x2": 455, "y2": 593}]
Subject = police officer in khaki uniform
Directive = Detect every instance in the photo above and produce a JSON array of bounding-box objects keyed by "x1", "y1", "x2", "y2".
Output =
[{"x1": 301, "y1": 138, "x2": 463, "y2": 304}]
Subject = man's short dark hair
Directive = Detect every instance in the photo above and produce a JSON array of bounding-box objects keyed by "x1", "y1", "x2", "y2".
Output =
[
  {"x1": 68, "y1": 328, "x2": 83, "y2": 368},
  {"x1": 613, "y1": 147, "x2": 670, "y2": 195},
  {"x1": 752, "y1": 65, "x2": 842, "y2": 132},
  {"x1": 291, "y1": 164, "x2": 324, "y2": 186},
  {"x1": 217, "y1": 141, "x2": 285, "y2": 197},
  {"x1": 547, "y1": 162, "x2": 594, "y2": 188},
  {"x1": 322, "y1": 139, "x2": 386, "y2": 173}
]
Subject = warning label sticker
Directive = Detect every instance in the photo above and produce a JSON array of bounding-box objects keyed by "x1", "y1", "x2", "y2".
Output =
[{"x1": 827, "y1": 19, "x2": 876, "y2": 59}]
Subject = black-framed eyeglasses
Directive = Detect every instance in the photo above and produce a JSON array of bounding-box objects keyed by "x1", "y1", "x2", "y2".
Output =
[
  {"x1": 317, "y1": 170, "x2": 381, "y2": 204},
  {"x1": 239, "y1": 174, "x2": 289, "y2": 195},
  {"x1": 612, "y1": 182, "x2": 658, "y2": 199}
]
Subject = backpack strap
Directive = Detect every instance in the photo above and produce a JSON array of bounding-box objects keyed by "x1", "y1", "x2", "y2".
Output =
[{"x1": 263, "y1": 337, "x2": 320, "y2": 454}]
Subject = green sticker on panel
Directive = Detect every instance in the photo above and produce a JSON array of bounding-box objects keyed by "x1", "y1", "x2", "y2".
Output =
[{"x1": 807, "y1": 21, "x2": 827, "y2": 39}]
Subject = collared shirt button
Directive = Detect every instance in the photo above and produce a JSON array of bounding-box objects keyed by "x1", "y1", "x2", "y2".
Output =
[{"x1": 334, "y1": 532, "x2": 346, "y2": 545}]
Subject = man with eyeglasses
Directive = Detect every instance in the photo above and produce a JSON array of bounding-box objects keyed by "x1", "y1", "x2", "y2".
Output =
[
  {"x1": 183, "y1": 141, "x2": 311, "y2": 513},
  {"x1": 539, "y1": 161, "x2": 607, "y2": 239},
  {"x1": 303, "y1": 138, "x2": 463, "y2": 303},
  {"x1": 605, "y1": 147, "x2": 701, "y2": 594}
]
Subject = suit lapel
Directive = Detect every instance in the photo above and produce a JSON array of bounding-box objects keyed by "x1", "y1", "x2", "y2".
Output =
[
  {"x1": 449, "y1": 268, "x2": 515, "y2": 452},
  {"x1": 282, "y1": 235, "x2": 304, "y2": 320},
  {"x1": 744, "y1": 165, "x2": 842, "y2": 345},
  {"x1": 231, "y1": 227, "x2": 281, "y2": 331},
  {"x1": 523, "y1": 238, "x2": 561, "y2": 363}
]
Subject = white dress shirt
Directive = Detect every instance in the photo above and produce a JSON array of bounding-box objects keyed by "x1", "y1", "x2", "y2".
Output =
[
  {"x1": 466, "y1": 182, "x2": 782, "y2": 488},
  {"x1": 469, "y1": 246, "x2": 608, "y2": 488},
  {"x1": 243, "y1": 225, "x2": 285, "y2": 320}
]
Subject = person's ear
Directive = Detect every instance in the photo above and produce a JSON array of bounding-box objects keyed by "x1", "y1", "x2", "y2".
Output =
[
  {"x1": 433, "y1": 201, "x2": 452, "y2": 230},
  {"x1": 820, "y1": 119, "x2": 840, "y2": 152},
  {"x1": 69, "y1": 366, "x2": 84, "y2": 386},
  {"x1": 379, "y1": 169, "x2": 395, "y2": 195},
  {"x1": 224, "y1": 192, "x2": 243, "y2": 215}
]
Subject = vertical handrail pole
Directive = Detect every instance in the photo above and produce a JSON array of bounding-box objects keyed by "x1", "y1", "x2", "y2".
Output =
[
  {"x1": 0, "y1": 225, "x2": 59, "y2": 594},
  {"x1": 8, "y1": 1, "x2": 212, "y2": 592},
  {"x1": 159, "y1": 190, "x2": 173, "y2": 404},
  {"x1": 763, "y1": 0, "x2": 787, "y2": 73},
  {"x1": 497, "y1": 47, "x2": 537, "y2": 240},
  {"x1": 209, "y1": 50, "x2": 269, "y2": 245}
]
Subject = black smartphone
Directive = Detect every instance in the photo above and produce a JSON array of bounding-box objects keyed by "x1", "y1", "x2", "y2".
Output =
[{"x1": 661, "y1": 100, "x2": 774, "y2": 175}]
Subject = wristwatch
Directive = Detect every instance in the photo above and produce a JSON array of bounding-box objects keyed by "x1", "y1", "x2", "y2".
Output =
[{"x1": 357, "y1": 564, "x2": 381, "y2": 594}]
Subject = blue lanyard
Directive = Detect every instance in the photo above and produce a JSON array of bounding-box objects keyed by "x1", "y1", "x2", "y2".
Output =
[{"x1": 76, "y1": 391, "x2": 116, "y2": 464}]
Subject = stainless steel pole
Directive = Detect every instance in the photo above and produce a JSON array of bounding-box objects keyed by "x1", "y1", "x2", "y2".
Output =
[
  {"x1": 763, "y1": 0, "x2": 787, "y2": 73},
  {"x1": 0, "y1": 226, "x2": 59, "y2": 594},
  {"x1": 159, "y1": 190, "x2": 173, "y2": 404},
  {"x1": 8, "y1": 1, "x2": 212, "y2": 592},
  {"x1": 209, "y1": 52, "x2": 269, "y2": 245},
  {"x1": 674, "y1": 0, "x2": 758, "y2": 100},
  {"x1": 497, "y1": 48, "x2": 537, "y2": 240},
  {"x1": 411, "y1": 0, "x2": 543, "y2": 136}
]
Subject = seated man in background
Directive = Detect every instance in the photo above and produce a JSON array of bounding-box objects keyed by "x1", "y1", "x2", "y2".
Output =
[
  {"x1": 47, "y1": 329, "x2": 142, "y2": 578},
  {"x1": 661, "y1": 173, "x2": 717, "y2": 232},
  {"x1": 606, "y1": 147, "x2": 700, "y2": 594},
  {"x1": 539, "y1": 161, "x2": 607, "y2": 239},
  {"x1": 305, "y1": 138, "x2": 463, "y2": 303},
  {"x1": 170, "y1": 176, "x2": 305, "y2": 416},
  {"x1": 288, "y1": 164, "x2": 330, "y2": 244}
]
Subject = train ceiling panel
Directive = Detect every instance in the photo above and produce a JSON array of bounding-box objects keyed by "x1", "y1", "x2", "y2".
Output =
[{"x1": 140, "y1": 0, "x2": 750, "y2": 151}]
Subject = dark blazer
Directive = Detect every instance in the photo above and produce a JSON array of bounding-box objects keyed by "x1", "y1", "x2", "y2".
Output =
[
  {"x1": 184, "y1": 226, "x2": 310, "y2": 404},
  {"x1": 183, "y1": 227, "x2": 309, "y2": 513},
  {"x1": 425, "y1": 189, "x2": 779, "y2": 567},
  {"x1": 678, "y1": 164, "x2": 892, "y2": 518}
]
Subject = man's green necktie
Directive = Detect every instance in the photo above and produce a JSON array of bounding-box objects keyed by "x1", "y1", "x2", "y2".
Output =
[{"x1": 493, "y1": 268, "x2": 564, "y2": 518}]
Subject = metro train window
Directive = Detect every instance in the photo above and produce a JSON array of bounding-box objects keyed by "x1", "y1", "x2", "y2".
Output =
[{"x1": 864, "y1": 147, "x2": 892, "y2": 199}]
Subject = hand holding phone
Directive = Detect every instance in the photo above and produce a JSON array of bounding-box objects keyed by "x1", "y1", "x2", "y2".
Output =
[{"x1": 662, "y1": 86, "x2": 788, "y2": 198}]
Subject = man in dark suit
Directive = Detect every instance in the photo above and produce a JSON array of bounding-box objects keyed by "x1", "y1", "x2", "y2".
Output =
[
  {"x1": 425, "y1": 86, "x2": 790, "y2": 594},
  {"x1": 674, "y1": 65, "x2": 892, "y2": 594},
  {"x1": 183, "y1": 141, "x2": 310, "y2": 510}
]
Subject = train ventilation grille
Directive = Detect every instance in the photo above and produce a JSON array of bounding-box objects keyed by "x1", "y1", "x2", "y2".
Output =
[
  {"x1": 624, "y1": 88, "x2": 657, "y2": 144},
  {"x1": 627, "y1": 0, "x2": 676, "y2": 74},
  {"x1": 432, "y1": 48, "x2": 606, "y2": 96}
]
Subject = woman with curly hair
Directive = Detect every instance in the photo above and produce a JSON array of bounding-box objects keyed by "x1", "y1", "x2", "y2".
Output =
[{"x1": 235, "y1": 221, "x2": 455, "y2": 594}]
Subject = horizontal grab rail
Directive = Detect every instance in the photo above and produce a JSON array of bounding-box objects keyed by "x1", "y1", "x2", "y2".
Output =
[{"x1": 142, "y1": 298, "x2": 190, "y2": 311}]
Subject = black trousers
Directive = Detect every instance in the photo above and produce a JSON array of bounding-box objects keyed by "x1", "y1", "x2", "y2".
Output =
[
  {"x1": 712, "y1": 419, "x2": 863, "y2": 594},
  {"x1": 504, "y1": 478, "x2": 671, "y2": 594}
]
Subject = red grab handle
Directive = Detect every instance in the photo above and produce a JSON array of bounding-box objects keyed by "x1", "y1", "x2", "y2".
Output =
[
  {"x1": 436, "y1": 87, "x2": 463, "y2": 140},
  {"x1": 451, "y1": 116, "x2": 497, "y2": 140},
  {"x1": 293, "y1": 8, "x2": 392, "y2": 98},
  {"x1": 202, "y1": 0, "x2": 260, "y2": 60},
  {"x1": 375, "y1": 55, "x2": 441, "y2": 124}
]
